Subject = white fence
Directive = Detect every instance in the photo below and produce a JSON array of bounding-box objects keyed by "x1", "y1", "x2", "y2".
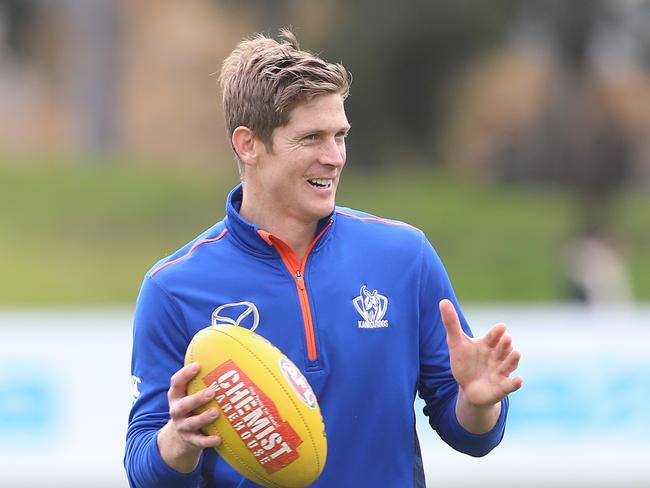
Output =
[
  {"x1": 0, "y1": 305, "x2": 648, "y2": 487},
  {"x1": 419, "y1": 304, "x2": 650, "y2": 487}
]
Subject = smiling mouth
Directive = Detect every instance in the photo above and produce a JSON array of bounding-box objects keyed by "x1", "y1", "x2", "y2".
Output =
[{"x1": 307, "y1": 178, "x2": 332, "y2": 189}]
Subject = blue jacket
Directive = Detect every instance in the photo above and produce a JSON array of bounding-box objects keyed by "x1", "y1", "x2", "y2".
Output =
[{"x1": 125, "y1": 184, "x2": 508, "y2": 487}]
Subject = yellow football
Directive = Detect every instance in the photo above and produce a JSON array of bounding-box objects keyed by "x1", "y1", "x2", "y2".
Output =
[{"x1": 185, "y1": 324, "x2": 327, "y2": 488}]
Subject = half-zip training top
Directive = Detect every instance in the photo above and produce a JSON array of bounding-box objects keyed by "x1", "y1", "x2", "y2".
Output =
[{"x1": 258, "y1": 220, "x2": 333, "y2": 361}]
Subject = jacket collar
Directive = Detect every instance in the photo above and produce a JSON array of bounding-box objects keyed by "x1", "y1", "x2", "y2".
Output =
[{"x1": 224, "y1": 184, "x2": 336, "y2": 257}]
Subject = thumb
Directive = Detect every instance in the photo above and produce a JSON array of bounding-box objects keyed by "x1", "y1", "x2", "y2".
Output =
[{"x1": 439, "y1": 299, "x2": 464, "y2": 346}]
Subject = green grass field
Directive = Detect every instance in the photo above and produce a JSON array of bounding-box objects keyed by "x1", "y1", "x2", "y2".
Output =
[{"x1": 1, "y1": 155, "x2": 648, "y2": 304}]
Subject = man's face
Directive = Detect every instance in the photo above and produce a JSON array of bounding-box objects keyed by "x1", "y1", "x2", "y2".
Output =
[{"x1": 253, "y1": 92, "x2": 350, "y2": 227}]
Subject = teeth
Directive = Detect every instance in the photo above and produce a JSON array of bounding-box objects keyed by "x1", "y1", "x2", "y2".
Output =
[{"x1": 308, "y1": 179, "x2": 331, "y2": 188}]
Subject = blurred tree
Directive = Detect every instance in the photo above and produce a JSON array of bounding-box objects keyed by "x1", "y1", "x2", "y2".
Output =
[
  {"x1": 64, "y1": 0, "x2": 121, "y2": 156},
  {"x1": 1, "y1": 0, "x2": 123, "y2": 156},
  {"x1": 215, "y1": 0, "x2": 517, "y2": 166},
  {"x1": 493, "y1": 0, "x2": 637, "y2": 224},
  {"x1": 444, "y1": 0, "x2": 650, "y2": 301},
  {"x1": 324, "y1": 0, "x2": 518, "y2": 166},
  {"x1": 220, "y1": 0, "x2": 291, "y2": 34},
  {"x1": 0, "y1": 0, "x2": 38, "y2": 58}
]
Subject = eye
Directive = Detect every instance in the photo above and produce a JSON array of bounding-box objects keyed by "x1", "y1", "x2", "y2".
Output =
[
  {"x1": 303, "y1": 133, "x2": 319, "y2": 142},
  {"x1": 335, "y1": 130, "x2": 349, "y2": 143}
]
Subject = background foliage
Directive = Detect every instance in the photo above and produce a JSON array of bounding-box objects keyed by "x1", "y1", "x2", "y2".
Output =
[
  {"x1": 2, "y1": 156, "x2": 648, "y2": 305},
  {"x1": 1, "y1": 0, "x2": 649, "y2": 305}
]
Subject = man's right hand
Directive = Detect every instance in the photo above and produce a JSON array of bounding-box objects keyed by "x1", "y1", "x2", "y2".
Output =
[{"x1": 157, "y1": 362, "x2": 222, "y2": 473}]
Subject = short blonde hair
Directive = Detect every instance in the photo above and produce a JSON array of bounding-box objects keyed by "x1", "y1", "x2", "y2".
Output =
[{"x1": 220, "y1": 29, "x2": 350, "y2": 167}]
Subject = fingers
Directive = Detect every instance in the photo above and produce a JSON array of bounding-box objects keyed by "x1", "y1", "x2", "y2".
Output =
[
  {"x1": 501, "y1": 373, "x2": 524, "y2": 395},
  {"x1": 439, "y1": 299, "x2": 465, "y2": 346},
  {"x1": 493, "y1": 330, "x2": 512, "y2": 360},
  {"x1": 174, "y1": 404, "x2": 221, "y2": 448},
  {"x1": 498, "y1": 349, "x2": 523, "y2": 395},
  {"x1": 499, "y1": 349, "x2": 521, "y2": 376},
  {"x1": 170, "y1": 387, "x2": 216, "y2": 421},
  {"x1": 182, "y1": 407, "x2": 220, "y2": 433},
  {"x1": 172, "y1": 405, "x2": 221, "y2": 449},
  {"x1": 181, "y1": 432, "x2": 223, "y2": 449},
  {"x1": 510, "y1": 375, "x2": 524, "y2": 392},
  {"x1": 167, "y1": 363, "x2": 223, "y2": 449},
  {"x1": 158, "y1": 364, "x2": 223, "y2": 471},
  {"x1": 484, "y1": 323, "x2": 507, "y2": 349},
  {"x1": 169, "y1": 362, "x2": 201, "y2": 401}
]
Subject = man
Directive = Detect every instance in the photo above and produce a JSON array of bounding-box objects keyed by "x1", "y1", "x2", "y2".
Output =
[{"x1": 125, "y1": 29, "x2": 522, "y2": 487}]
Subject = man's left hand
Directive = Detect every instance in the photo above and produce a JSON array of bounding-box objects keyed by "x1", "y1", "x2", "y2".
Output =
[{"x1": 439, "y1": 299, "x2": 523, "y2": 432}]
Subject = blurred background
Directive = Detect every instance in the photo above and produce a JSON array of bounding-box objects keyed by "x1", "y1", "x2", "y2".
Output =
[{"x1": 0, "y1": 0, "x2": 648, "y2": 486}]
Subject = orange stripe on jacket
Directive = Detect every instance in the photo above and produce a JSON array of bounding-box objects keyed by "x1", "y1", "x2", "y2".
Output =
[
  {"x1": 335, "y1": 210, "x2": 422, "y2": 232},
  {"x1": 150, "y1": 229, "x2": 228, "y2": 277}
]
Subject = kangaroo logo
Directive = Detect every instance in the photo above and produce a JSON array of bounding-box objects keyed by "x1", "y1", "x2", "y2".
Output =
[{"x1": 353, "y1": 285, "x2": 389, "y2": 329}]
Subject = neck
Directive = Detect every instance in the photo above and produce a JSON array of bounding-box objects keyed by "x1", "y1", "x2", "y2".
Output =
[{"x1": 239, "y1": 191, "x2": 318, "y2": 262}]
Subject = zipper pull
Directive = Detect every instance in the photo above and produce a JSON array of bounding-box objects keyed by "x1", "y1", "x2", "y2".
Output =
[{"x1": 295, "y1": 271, "x2": 305, "y2": 290}]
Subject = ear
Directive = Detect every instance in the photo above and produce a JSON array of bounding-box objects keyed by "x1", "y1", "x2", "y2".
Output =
[{"x1": 231, "y1": 126, "x2": 260, "y2": 167}]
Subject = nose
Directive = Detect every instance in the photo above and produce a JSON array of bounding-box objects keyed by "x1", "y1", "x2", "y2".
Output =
[{"x1": 319, "y1": 137, "x2": 345, "y2": 167}]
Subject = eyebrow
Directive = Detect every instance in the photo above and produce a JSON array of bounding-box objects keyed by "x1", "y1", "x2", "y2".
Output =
[{"x1": 297, "y1": 125, "x2": 351, "y2": 137}]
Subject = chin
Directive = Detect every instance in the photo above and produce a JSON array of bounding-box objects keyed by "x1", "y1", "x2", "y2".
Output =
[{"x1": 306, "y1": 203, "x2": 335, "y2": 222}]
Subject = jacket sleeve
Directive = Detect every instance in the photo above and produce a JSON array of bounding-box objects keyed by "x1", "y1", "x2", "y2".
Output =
[
  {"x1": 416, "y1": 236, "x2": 508, "y2": 457},
  {"x1": 124, "y1": 274, "x2": 203, "y2": 487}
]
